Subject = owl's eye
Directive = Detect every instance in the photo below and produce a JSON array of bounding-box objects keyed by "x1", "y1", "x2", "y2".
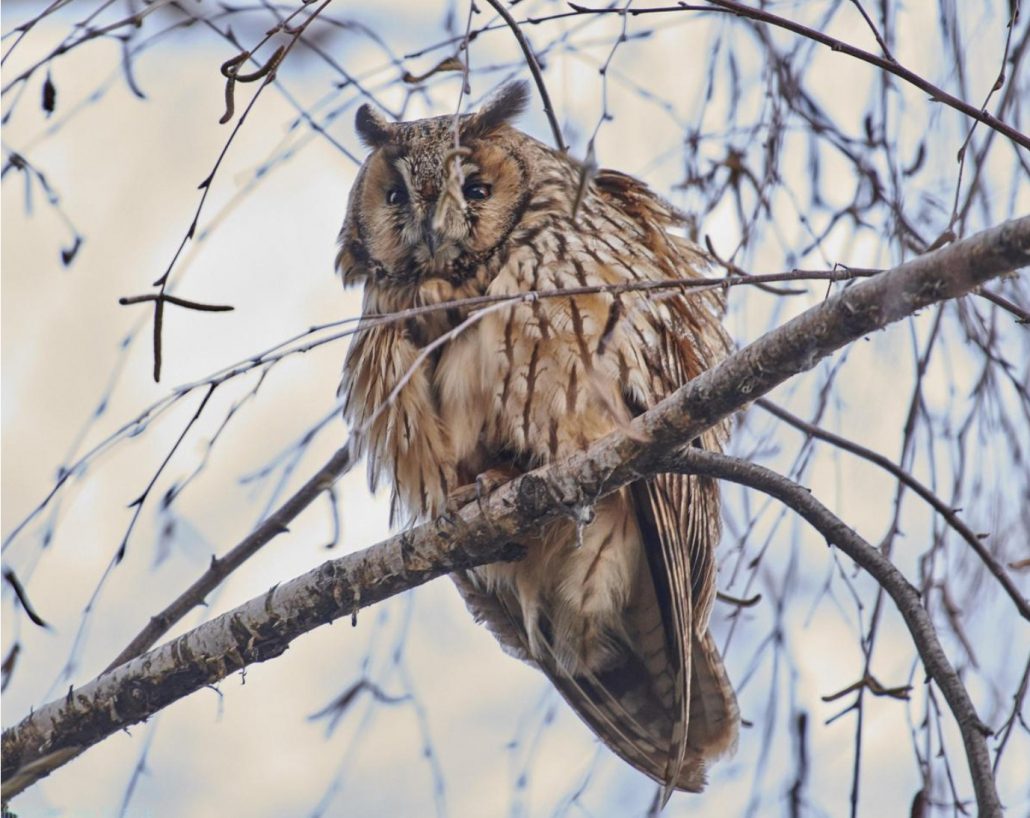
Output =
[
  {"x1": 462, "y1": 181, "x2": 492, "y2": 201},
  {"x1": 386, "y1": 187, "x2": 408, "y2": 206}
]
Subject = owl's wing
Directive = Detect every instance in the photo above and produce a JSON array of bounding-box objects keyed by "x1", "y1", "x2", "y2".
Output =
[
  {"x1": 451, "y1": 570, "x2": 534, "y2": 665},
  {"x1": 634, "y1": 470, "x2": 739, "y2": 769},
  {"x1": 632, "y1": 474, "x2": 699, "y2": 790},
  {"x1": 600, "y1": 168, "x2": 740, "y2": 782},
  {"x1": 568, "y1": 171, "x2": 738, "y2": 786}
]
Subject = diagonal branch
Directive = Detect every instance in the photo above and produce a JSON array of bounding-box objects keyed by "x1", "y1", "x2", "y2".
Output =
[
  {"x1": 756, "y1": 398, "x2": 1030, "y2": 620},
  {"x1": 481, "y1": 0, "x2": 566, "y2": 151},
  {"x1": 663, "y1": 448, "x2": 1001, "y2": 817},
  {"x1": 2, "y1": 216, "x2": 1027, "y2": 802},
  {"x1": 701, "y1": 0, "x2": 1030, "y2": 150}
]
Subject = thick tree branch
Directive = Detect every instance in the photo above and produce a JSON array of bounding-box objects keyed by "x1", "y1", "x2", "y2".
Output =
[
  {"x1": 2, "y1": 216, "x2": 1027, "y2": 801},
  {"x1": 105, "y1": 444, "x2": 355, "y2": 672},
  {"x1": 664, "y1": 448, "x2": 1002, "y2": 818}
]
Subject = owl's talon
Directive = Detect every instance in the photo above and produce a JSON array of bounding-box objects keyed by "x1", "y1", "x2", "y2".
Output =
[
  {"x1": 445, "y1": 467, "x2": 518, "y2": 515},
  {"x1": 445, "y1": 484, "x2": 478, "y2": 515}
]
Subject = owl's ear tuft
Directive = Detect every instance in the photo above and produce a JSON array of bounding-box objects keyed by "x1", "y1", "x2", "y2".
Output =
[
  {"x1": 463, "y1": 81, "x2": 530, "y2": 139},
  {"x1": 355, "y1": 104, "x2": 394, "y2": 149}
]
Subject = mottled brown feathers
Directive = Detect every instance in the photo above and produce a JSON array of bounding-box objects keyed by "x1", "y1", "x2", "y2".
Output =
[{"x1": 338, "y1": 83, "x2": 739, "y2": 794}]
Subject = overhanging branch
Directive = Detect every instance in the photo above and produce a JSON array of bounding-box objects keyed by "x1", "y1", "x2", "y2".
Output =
[
  {"x1": 664, "y1": 448, "x2": 1002, "y2": 817},
  {"x1": 3, "y1": 216, "x2": 1027, "y2": 802}
]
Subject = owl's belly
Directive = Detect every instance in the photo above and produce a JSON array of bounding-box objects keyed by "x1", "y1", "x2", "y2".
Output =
[
  {"x1": 461, "y1": 299, "x2": 646, "y2": 675},
  {"x1": 431, "y1": 328, "x2": 495, "y2": 485},
  {"x1": 472, "y1": 487, "x2": 644, "y2": 676}
]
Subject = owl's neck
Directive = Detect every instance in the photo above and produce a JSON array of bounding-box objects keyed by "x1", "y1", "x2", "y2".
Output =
[{"x1": 363, "y1": 263, "x2": 496, "y2": 348}]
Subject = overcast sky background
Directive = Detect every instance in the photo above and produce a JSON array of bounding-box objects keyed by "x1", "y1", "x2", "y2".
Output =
[{"x1": 2, "y1": 2, "x2": 1027, "y2": 817}]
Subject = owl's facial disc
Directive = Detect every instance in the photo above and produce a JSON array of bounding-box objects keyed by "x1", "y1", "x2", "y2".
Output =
[
  {"x1": 339, "y1": 87, "x2": 534, "y2": 290},
  {"x1": 392, "y1": 155, "x2": 490, "y2": 277}
]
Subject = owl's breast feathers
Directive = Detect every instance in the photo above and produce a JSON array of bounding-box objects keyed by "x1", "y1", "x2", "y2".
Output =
[{"x1": 341, "y1": 162, "x2": 738, "y2": 793}]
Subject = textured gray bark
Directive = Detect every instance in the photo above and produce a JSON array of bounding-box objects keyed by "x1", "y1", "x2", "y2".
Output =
[{"x1": 3, "y1": 215, "x2": 1027, "y2": 804}]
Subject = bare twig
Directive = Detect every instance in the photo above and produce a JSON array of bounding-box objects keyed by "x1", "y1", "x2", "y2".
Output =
[
  {"x1": 977, "y1": 286, "x2": 1030, "y2": 324},
  {"x1": 2, "y1": 569, "x2": 49, "y2": 629},
  {"x1": 756, "y1": 399, "x2": 1030, "y2": 620},
  {"x1": 104, "y1": 440, "x2": 354, "y2": 671},
  {"x1": 846, "y1": 0, "x2": 895, "y2": 61},
  {"x1": 480, "y1": 0, "x2": 567, "y2": 151},
  {"x1": 571, "y1": 1, "x2": 1030, "y2": 149},
  {"x1": 666, "y1": 448, "x2": 1001, "y2": 817},
  {"x1": 118, "y1": 294, "x2": 234, "y2": 312},
  {"x1": 140, "y1": 0, "x2": 334, "y2": 381}
]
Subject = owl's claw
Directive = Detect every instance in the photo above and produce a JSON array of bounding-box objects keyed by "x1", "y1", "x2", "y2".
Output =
[
  {"x1": 445, "y1": 467, "x2": 518, "y2": 516},
  {"x1": 436, "y1": 511, "x2": 461, "y2": 529}
]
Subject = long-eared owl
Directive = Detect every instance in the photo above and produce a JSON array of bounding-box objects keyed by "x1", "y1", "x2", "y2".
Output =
[{"x1": 337, "y1": 82, "x2": 739, "y2": 793}]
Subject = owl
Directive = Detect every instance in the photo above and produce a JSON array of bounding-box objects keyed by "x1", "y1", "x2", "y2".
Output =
[{"x1": 337, "y1": 82, "x2": 739, "y2": 794}]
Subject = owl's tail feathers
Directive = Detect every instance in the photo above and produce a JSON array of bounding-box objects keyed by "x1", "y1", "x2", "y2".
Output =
[
  {"x1": 546, "y1": 655, "x2": 699, "y2": 793},
  {"x1": 547, "y1": 630, "x2": 739, "y2": 795},
  {"x1": 451, "y1": 570, "x2": 739, "y2": 794},
  {"x1": 688, "y1": 631, "x2": 740, "y2": 760},
  {"x1": 542, "y1": 647, "x2": 733, "y2": 795}
]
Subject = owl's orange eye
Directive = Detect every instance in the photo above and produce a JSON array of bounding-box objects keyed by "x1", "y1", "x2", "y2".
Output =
[
  {"x1": 462, "y1": 181, "x2": 492, "y2": 201},
  {"x1": 386, "y1": 187, "x2": 408, "y2": 206}
]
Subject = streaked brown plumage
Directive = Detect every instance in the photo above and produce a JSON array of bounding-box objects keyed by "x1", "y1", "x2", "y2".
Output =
[{"x1": 337, "y1": 82, "x2": 739, "y2": 793}]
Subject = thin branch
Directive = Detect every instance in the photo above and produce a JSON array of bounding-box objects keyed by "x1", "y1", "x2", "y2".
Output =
[
  {"x1": 2, "y1": 569, "x2": 49, "y2": 629},
  {"x1": 977, "y1": 287, "x2": 1030, "y2": 324},
  {"x1": 703, "y1": 0, "x2": 1030, "y2": 150},
  {"x1": 756, "y1": 398, "x2": 1030, "y2": 620},
  {"x1": 665, "y1": 448, "x2": 1001, "y2": 817},
  {"x1": 0, "y1": 0, "x2": 178, "y2": 93},
  {"x1": 992, "y1": 655, "x2": 1030, "y2": 774},
  {"x1": 142, "y1": 0, "x2": 334, "y2": 381},
  {"x1": 104, "y1": 440, "x2": 354, "y2": 672},
  {"x1": 480, "y1": 0, "x2": 567, "y2": 151},
  {"x1": 118, "y1": 293, "x2": 235, "y2": 312},
  {"x1": 571, "y1": 1, "x2": 1030, "y2": 150},
  {"x1": 846, "y1": 0, "x2": 895, "y2": 61}
]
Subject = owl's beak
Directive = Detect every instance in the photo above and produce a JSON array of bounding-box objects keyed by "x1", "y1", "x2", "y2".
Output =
[{"x1": 421, "y1": 211, "x2": 439, "y2": 255}]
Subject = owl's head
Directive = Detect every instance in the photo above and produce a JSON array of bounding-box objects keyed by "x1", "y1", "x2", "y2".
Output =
[{"x1": 337, "y1": 82, "x2": 537, "y2": 290}]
